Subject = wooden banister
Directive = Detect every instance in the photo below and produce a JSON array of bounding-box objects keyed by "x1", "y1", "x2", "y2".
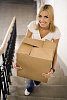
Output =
[{"x1": 0, "y1": 16, "x2": 16, "y2": 55}]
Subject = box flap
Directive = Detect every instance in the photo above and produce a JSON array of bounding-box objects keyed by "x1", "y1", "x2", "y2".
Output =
[
  {"x1": 30, "y1": 48, "x2": 54, "y2": 61},
  {"x1": 17, "y1": 43, "x2": 32, "y2": 55},
  {"x1": 43, "y1": 40, "x2": 56, "y2": 51},
  {"x1": 23, "y1": 38, "x2": 44, "y2": 48}
]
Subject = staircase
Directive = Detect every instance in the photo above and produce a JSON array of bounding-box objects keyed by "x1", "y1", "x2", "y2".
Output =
[
  {"x1": 7, "y1": 62, "x2": 67, "y2": 100},
  {"x1": 0, "y1": 1, "x2": 67, "y2": 100}
]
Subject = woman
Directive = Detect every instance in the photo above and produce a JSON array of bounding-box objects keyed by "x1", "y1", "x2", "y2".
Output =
[{"x1": 24, "y1": 4, "x2": 61, "y2": 96}]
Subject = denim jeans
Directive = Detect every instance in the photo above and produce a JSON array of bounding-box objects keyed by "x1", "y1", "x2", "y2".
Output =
[{"x1": 26, "y1": 80, "x2": 40, "y2": 92}]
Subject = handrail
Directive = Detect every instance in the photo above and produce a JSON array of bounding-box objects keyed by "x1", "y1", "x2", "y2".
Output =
[
  {"x1": 0, "y1": 16, "x2": 16, "y2": 55},
  {"x1": 0, "y1": 16, "x2": 17, "y2": 100}
]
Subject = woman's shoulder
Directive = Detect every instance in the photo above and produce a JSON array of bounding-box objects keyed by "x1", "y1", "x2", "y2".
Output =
[
  {"x1": 27, "y1": 21, "x2": 37, "y2": 32},
  {"x1": 55, "y1": 26, "x2": 60, "y2": 32},
  {"x1": 52, "y1": 26, "x2": 61, "y2": 39},
  {"x1": 28, "y1": 20, "x2": 36, "y2": 25}
]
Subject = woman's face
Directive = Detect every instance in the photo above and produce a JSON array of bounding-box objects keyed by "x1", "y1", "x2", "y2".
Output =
[{"x1": 38, "y1": 10, "x2": 50, "y2": 29}]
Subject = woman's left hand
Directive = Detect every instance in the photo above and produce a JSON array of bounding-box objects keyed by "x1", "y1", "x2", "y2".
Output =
[{"x1": 42, "y1": 69, "x2": 54, "y2": 78}]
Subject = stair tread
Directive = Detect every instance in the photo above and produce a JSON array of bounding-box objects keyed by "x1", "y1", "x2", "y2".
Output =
[
  {"x1": 7, "y1": 95, "x2": 66, "y2": 100},
  {"x1": 11, "y1": 75, "x2": 67, "y2": 86},
  {"x1": 0, "y1": 0, "x2": 35, "y2": 4},
  {"x1": 9, "y1": 85, "x2": 67, "y2": 98}
]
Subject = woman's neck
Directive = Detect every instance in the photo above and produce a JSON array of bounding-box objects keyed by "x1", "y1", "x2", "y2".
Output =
[
  {"x1": 39, "y1": 26, "x2": 50, "y2": 38},
  {"x1": 39, "y1": 26, "x2": 50, "y2": 32},
  {"x1": 39, "y1": 24, "x2": 50, "y2": 31}
]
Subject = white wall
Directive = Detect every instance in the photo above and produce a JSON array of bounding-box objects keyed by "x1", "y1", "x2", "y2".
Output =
[
  {"x1": 54, "y1": 0, "x2": 67, "y2": 67},
  {"x1": 45, "y1": 0, "x2": 54, "y2": 7},
  {"x1": 36, "y1": 0, "x2": 54, "y2": 14}
]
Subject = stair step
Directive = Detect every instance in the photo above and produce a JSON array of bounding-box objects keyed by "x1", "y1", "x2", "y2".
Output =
[
  {"x1": 7, "y1": 95, "x2": 66, "y2": 100},
  {"x1": 0, "y1": 0, "x2": 35, "y2": 4},
  {"x1": 11, "y1": 75, "x2": 67, "y2": 86},
  {"x1": 48, "y1": 76, "x2": 67, "y2": 85},
  {"x1": 9, "y1": 85, "x2": 67, "y2": 98}
]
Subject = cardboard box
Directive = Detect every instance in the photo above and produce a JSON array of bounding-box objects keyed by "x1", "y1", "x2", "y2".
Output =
[{"x1": 16, "y1": 38, "x2": 56, "y2": 83}]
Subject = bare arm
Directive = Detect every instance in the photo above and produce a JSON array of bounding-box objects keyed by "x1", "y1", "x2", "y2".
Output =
[{"x1": 52, "y1": 39, "x2": 59, "y2": 69}]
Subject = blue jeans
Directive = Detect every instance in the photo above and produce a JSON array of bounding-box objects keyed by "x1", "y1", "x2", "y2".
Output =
[{"x1": 26, "y1": 80, "x2": 40, "y2": 92}]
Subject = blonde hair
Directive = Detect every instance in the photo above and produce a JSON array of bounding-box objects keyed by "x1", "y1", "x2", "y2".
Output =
[{"x1": 36, "y1": 4, "x2": 56, "y2": 32}]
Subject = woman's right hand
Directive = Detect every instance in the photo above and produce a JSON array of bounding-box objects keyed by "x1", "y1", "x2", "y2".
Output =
[{"x1": 13, "y1": 63, "x2": 22, "y2": 70}]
